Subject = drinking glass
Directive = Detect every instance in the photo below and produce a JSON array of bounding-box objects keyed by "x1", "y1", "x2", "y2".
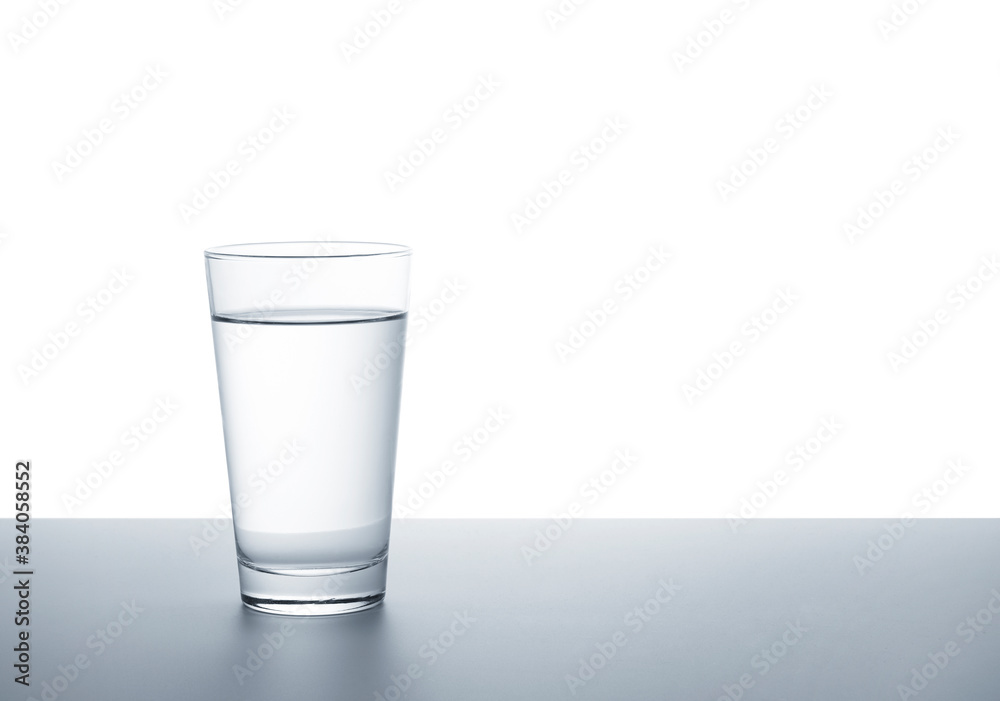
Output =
[{"x1": 204, "y1": 241, "x2": 410, "y2": 615}]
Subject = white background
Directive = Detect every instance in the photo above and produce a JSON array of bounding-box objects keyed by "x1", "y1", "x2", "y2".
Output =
[{"x1": 1, "y1": 0, "x2": 997, "y2": 520}]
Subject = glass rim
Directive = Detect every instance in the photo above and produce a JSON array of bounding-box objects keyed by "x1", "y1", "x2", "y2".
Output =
[{"x1": 204, "y1": 241, "x2": 411, "y2": 260}]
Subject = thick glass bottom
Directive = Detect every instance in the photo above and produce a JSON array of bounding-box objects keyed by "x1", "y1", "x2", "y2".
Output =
[{"x1": 237, "y1": 556, "x2": 387, "y2": 616}]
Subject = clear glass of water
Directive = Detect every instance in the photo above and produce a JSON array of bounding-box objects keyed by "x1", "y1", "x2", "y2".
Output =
[{"x1": 204, "y1": 241, "x2": 410, "y2": 615}]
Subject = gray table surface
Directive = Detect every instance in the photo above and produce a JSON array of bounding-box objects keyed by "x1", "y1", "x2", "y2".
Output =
[{"x1": 1, "y1": 519, "x2": 998, "y2": 700}]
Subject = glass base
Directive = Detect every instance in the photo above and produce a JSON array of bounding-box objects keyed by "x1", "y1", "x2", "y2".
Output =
[{"x1": 237, "y1": 556, "x2": 387, "y2": 616}]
